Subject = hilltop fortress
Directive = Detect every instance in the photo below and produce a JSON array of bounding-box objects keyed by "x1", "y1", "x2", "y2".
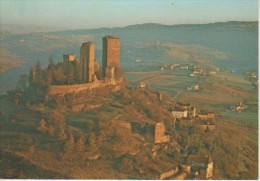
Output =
[{"x1": 47, "y1": 35, "x2": 123, "y2": 95}]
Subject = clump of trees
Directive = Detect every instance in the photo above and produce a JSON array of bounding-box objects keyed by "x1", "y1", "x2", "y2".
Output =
[
  {"x1": 37, "y1": 111, "x2": 66, "y2": 137},
  {"x1": 30, "y1": 58, "x2": 81, "y2": 88},
  {"x1": 29, "y1": 56, "x2": 102, "y2": 89}
]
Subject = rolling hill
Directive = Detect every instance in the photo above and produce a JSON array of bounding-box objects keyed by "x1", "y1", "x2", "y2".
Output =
[{"x1": 0, "y1": 21, "x2": 258, "y2": 94}]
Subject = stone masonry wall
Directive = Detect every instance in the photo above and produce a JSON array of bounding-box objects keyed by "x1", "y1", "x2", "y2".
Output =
[{"x1": 48, "y1": 80, "x2": 104, "y2": 95}]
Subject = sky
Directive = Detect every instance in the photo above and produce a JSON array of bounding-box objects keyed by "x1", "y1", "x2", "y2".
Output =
[{"x1": 0, "y1": 0, "x2": 258, "y2": 29}]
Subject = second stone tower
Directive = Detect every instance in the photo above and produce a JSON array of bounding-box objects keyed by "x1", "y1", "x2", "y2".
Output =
[
  {"x1": 102, "y1": 35, "x2": 120, "y2": 74},
  {"x1": 80, "y1": 42, "x2": 95, "y2": 83}
]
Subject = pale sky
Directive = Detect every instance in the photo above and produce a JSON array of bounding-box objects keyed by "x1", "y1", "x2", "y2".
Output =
[{"x1": 0, "y1": 0, "x2": 258, "y2": 29}]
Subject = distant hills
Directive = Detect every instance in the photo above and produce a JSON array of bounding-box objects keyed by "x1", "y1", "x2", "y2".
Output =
[
  {"x1": 1, "y1": 21, "x2": 257, "y2": 35},
  {"x1": 52, "y1": 21, "x2": 258, "y2": 72},
  {"x1": 0, "y1": 21, "x2": 258, "y2": 93},
  {"x1": 0, "y1": 24, "x2": 66, "y2": 35}
]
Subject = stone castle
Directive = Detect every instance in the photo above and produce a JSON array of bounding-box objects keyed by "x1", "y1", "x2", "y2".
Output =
[{"x1": 48, "y1": 35, "x2": 123, "y2": 95}]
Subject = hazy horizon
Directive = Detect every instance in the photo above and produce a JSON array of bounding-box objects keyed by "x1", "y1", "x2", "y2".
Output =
[
  {"x1": 0, "y1": 0, "x2": 258, "y2": 30},
  {"x1": 1, "y1": 20, "x2": 258, "y2": 29}
]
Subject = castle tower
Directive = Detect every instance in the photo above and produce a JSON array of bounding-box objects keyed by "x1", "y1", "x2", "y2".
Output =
[
  {"x1": 102, "y1": 35, "x2": 120, "y2": 74},
  {"x1": 80, "y1": 42, "x2": 95, "y2": 83}
]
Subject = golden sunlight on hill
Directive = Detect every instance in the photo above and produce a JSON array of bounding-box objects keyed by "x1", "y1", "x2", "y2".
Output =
[{"x1": 0, "y1": 47, "x2": 24, "y2": 73}]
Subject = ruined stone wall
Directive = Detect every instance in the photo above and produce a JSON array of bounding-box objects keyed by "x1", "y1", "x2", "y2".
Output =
[
  {"x1": 48, "y1": 75, "x2": 122, "y2": 96},
  {"x1": 48, "y1": 80, "x2": 104, "y2": 95},
  {"x1": 206, "y1": 162, "x2": 213, "y2": 179},
  {"x1": 154, "y1": 123, "x2": 170, "y2": 143},
  {"x1": 63, "y1": 54, "x2": 76, "y2": 62}
]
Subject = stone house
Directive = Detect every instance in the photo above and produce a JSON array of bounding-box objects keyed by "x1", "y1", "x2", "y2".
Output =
[
  {"x1": 175, "y1": 103, "x2": 197, "y2": 118},
  {"x1": 171, "y1": 107, "x2": 188, "y2": 118},
  {"x1": 154, "y1": 122, "x2": 170, "y2": 144},
  {"x1": 193, "y1": 66, "x2": 203, "y2": 74},
  {"x1": 180, "y1": 64, "x2": 189, "y2": 70},
  {"x1": 208, "y1": 71, "x2": 217, "y2": 75}
]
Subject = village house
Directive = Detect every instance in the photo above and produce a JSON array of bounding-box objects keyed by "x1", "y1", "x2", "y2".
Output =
[
  {"x1": 208, "y1": 71, "x2": 217, "y2": 76},
  {"x1": 189, "y1": 73, "x2": 196, "y2": 77},
  {"x1": 179, "y1": 64, "x2": 189, "y2": 70},
  {"x1": 139, "y1": 81, "x2": 146, "y2": 88},
  {"x1": 186, "y1": 155, "x2": 213, "y2": 179},
  {"x1": 235, "y1": 102, "x2": 247, "y2": 112},
  {"x1": 249, "y1": 73, "x2": 257, "y2": 81},
  {"x1": 162, "y1": 64, "x2": 168, "y2": 68},
  {"x1": 171, "y1": 64, "x2": 179, "y2": 70},
  {"x1": 193, "y1": 66, "x2": 203, "y2": 74},
  {"x1": 187, "y1": 84, "x2": 199, "y2": 91},
  {"x1": 171, "y1": 107, "x2": 188, "y2": 118},
  {"x1": 176, "y1": 102, "x2": 197, "y2": 118}
]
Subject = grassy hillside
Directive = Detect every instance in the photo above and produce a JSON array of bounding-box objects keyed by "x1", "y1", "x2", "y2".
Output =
[
  {"x1": 0, "y1": 21, "x2": 258, "y2": 179},
  {"x1": 0, "y1": 76, "x2": 258, "y2": 179}
]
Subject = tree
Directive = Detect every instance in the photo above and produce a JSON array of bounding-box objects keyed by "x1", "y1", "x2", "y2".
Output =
[
  {"x1": 34, "y1": 60, "x2": 42, "y2": 85},
  {"x1": 66, "y1": 64, "x2": 74, "y2": 84},
  {"x1": 47, "y1": 126, "x2": 55, "y2": 136},
  {"x1": 89, "y1": 133, "x2": 98, "y2": 150},
  {"x1": 29, "y1": 67, "x2": 35, "y2": 87},
  {"x1": 75, "y1": 134, "x2": 85, "y2": 152},
  {"x1": 17, "y1": 74, "x2": 28, "y2": 91},
  {"x1": 48, "y1": 55, "x2": 54, "y2": 66},
  {"x1": 38, "y1": 119, "x2": 47, "y2": 133},
  {"x1": 64, "y1": 133, "x2": 75, "y2": 152},
  {"x1": 76, "y1": 62, "x2": 83, "y2": 83},
  {"x1": 58, "y1": 128, "x2": 67, "y2": 141},
  {"x1": 55, "y1": 65, "x2": 65, "y2": 84},
  {"x1": 46, "y1": 71, "x2": 52, "y2": 86},
  {"x1": 88, "y1": 132, "x2": 98, "y2": 152}
]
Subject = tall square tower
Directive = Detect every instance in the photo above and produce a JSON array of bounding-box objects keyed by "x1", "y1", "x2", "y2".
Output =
[
  {"x1": 102, "y1": 35, "x2": 120, "y2": 74},
  {"x1": 80, "y1": 42, "x2": 95, "y2": 83}
]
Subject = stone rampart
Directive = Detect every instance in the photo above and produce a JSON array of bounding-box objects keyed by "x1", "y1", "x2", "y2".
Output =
[{"x1": 48, "y1": 80, "x2": 105, "y2": 95}]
